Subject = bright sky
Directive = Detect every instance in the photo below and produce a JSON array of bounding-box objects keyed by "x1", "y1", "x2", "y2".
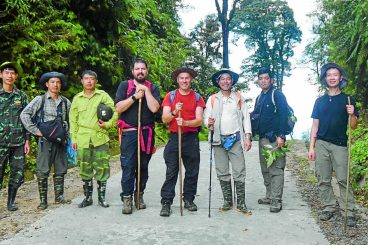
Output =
[{"x1": 178, "y1": 0, "x2": 319, "y2": 139}]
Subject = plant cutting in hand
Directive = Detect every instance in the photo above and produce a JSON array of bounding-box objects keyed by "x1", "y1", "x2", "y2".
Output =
[{"x1": 261, "y1": 144, "x2": 289, "y2": 168}]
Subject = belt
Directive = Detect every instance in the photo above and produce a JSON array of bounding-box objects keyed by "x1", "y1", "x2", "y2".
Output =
[{"x1": 122, "y1": 128, "x2": 137, "y2": 132}]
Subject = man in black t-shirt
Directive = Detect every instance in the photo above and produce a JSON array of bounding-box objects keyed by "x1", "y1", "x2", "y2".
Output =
[
  {"x1": 115, "y1": 58, "x2": 160, "y2": 214},
  {"x1": 308, "y1": 63, "x2": 358, "y2": 227}
]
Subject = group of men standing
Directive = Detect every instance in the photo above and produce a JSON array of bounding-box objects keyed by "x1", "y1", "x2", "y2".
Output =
[{"x1": 0, "y1": 59, "x2": 358, "y2": 227}]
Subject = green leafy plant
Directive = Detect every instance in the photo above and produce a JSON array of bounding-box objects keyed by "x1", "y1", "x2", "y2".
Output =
[{"x1": 261, "y1": 144, "x2": 289, "y2": 168}]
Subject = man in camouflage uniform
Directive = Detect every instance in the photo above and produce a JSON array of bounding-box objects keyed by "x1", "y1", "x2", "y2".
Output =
[
  {"x1": 0, "y1": 61, "x2": 30, "y2": 211},
  {"x1": 69, "y1": 70, "x2": 117, "y2": 208}
]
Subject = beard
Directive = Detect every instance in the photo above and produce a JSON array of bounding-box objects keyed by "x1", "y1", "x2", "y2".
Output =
[{"x1": 134, "y1": 73, "x2": 146, "y2": 83}]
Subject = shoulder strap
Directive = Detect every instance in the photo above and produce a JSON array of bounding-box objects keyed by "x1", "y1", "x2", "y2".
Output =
[
  {"x1": 235, "y1": 91, "x2": 242, "y2": 109},
  {"x1": 194, "y1": 92, "x2": 200, "y2": 103},
  {"x1": 39, "y1": 94, "x2": 46, "y2": 123},
  {"x1": 127, "y1": 80, "x2": 135, "y2": 96},
  {"x1": 169, "y1": 90, "x2": 176, "y2": 105},
  {"x1": 210, "y1": 95, "x2": 215, "y2": 108},
  {"x1": 271, "y1": 89, "x2": 277, "y2": 113}
]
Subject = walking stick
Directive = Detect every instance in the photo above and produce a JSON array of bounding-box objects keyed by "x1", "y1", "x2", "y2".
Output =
[
  {"x1": 208, "y1": 130, "x2": 214, "y2": 218},
  {"x1": 178, "y1": 111, "x2": 183, "y2": 216},
  {"x1": 137, "y1": 98, "x2": 142, "y2": 210},
  {"x1": 344, "y1": 96, "x2": 352, "y2": 232}
]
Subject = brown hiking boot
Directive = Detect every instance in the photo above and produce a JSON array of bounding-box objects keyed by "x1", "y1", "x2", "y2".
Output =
[
  {"x1": 122, "y1": 195, "x2": 133, "y2": 214},
  {"x1": 134, "y1": 192, "x2": 146, "y2": 209}
]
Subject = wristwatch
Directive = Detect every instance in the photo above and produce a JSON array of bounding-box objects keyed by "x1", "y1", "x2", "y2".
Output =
[
  {"x1": 131, "y1": 95, "x2": 137, "y2": 101},
  {"x1": 171, "y1": 111, "x2": 176, "y2": 116}
]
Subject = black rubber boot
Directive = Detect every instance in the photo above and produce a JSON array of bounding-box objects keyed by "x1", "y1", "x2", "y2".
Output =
[
  {"x1": 235, "y1": 181, "x2": 250, "y2": 214},
  {"x1": 7, "y1": 185, "x2": 18, "y2": 211},
  {"x1": 37, "y1": 177, "x2": 48, "y2": 210},
  {"x1": 122, "y1": 195, "x2": 133, "y2": 214},
  {"x1": 78, "y1": 180, "x2": 93, "y2": 208},
  {"x1": 53, "y1": 175, "x2": 71, "y2": 204},
  {"x1": 97, "y1": 181, "x2": 109, "y2": 208},
  {"x1": 219, "y1": 180, "x2": 233, "y2": 211}
]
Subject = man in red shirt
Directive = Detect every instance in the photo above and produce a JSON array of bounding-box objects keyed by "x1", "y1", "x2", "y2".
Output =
[{"x1": 159, "y1": 68, "x2": 206, "y2": 217}]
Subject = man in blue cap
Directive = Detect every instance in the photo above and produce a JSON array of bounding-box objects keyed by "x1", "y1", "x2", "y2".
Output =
[
  {"x1": 21, "y1": 71, "x2": 71, "y2": 210},
  {"x1": 251, "y1": 67, "x2": 289, "y2": 213},
  {"x1": 0, "y1": 61, "x2": 30, "y2": 211},
  {"x1": 204, "y1": 68, "x2": 252, "y2": 214},
  {"x1": 308, "y1": 63, "x2": 358, "y2": 227}
]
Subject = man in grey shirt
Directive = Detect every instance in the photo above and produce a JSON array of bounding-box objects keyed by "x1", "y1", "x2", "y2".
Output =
[{"x1": 21, "y1": 72, "x2": 71, "y2": 210}]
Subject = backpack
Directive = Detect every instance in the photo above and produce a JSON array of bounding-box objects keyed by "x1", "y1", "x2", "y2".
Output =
[
  {"x1": 169, "y1": 90, "x2": 200, "y2": 105},
  {"x1": 254, "y1": 89, "x2": 296, "y2": 135}
]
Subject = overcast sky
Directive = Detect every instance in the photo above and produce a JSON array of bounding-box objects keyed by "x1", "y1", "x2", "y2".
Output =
[{"x1": 178, "y1": 0, "x2": 319, "y2": 139}]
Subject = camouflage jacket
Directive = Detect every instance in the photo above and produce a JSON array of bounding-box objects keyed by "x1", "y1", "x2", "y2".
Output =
[{"x1": 0, "y1": 84, "x2": 29, "y2": 147}]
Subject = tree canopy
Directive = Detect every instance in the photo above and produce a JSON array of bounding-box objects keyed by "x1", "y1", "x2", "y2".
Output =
[{"x1": 232, "y1": 0, "x2": 302, "y2": 88}]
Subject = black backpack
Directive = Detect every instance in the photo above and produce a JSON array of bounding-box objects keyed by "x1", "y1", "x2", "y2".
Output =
[{"x1": 252, "y1": 89, "x2": 297, "y2": 136}]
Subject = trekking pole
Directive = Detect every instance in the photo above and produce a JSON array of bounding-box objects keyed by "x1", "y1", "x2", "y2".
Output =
[
  {"x1": 137, "y1": 98, "x2": 142, "y2": 210},
  {"x1": 344, "y1": 96, "x2": 352, "y2": 233},
  {"x1": 178, "y1": 111, "x2": 183, "y2": 216},
  {"x1": 208, "y1": 129, "x2": 214, "y2": 218}
]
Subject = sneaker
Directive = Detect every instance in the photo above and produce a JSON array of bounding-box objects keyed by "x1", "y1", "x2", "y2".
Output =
[
  {"x1": 347, "y1": 216, "x2": 356, "y2": 227},
  {"x1": 269, "y1": 199, "x2": 282, "y2": 213},
  {"x1": 160, "y1": 202, "x2": 171, "y2": 217},
  {"x1": 184, "y1": 200, "x2": 197, "y2": 211},
  {"x1": 258, "y1": 197, "x2": 271, "y2": 205},
  {"x1": 319, "y1": 211, "x2": 334, "y2": 221}
]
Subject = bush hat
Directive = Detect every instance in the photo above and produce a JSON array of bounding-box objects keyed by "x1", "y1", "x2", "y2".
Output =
[
  {"x1": 0, "y1": 61, "x2": 23, "y2": 77},
  {"x1": 320, "y1": 63, "x2": 348, "y2": 89},
  {"x1": 171, "y1": 67, "x2": 197, "y2": 81},
  {"x1": 211, "y1": 68, "x2": 239, "y2": 88},
  {"x1": 39, "y1": 71, "x2": 67, "y2": 90}
]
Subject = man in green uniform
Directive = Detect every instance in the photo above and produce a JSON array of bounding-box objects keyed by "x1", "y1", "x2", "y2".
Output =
[
  {"x1": 0, "y1": 61, "x2": 30, "y2": 211},
  {"x1": 69, "y1": 70, "x2": 117, "y2": 208}
]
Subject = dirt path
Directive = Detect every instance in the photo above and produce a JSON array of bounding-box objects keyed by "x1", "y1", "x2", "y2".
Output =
[{"x1": 0, "y1": 155, "x2": 121, "y2": 241}]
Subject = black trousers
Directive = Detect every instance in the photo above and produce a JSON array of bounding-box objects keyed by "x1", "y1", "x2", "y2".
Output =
[{"x1": 160, "y1": 132, "x2": 200, "y2": 204}]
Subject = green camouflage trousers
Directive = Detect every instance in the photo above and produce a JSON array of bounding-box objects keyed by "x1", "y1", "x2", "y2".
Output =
[
  {"x1": 77, "y1": 143, "x2": 110, "y2": 182},
  {"x1": 0, "y1": 145, "x2": 25, "y2": 189}
]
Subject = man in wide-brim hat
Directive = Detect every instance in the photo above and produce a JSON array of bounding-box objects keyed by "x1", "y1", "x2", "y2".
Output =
[
  {"x1": 204, "y1": 67, "x2": 252, "y2": 214},
  {"x1": 38, "y1": 71, "x2": 67, "y2": 90},
  {"x1": 21, "y1": 71, "x2": 71, "y2": 210},
  {"x1": 319, "y1": 62, "x2": 348, "y2": 89},
  {"x1": 309, "y1": 62, "x2": 358, "y2": 227},
  {"x1": 159, "y1": 67, "x2": 206, "y2": 217},
  {"x1": 0, "y1": 61, "x2": 30, "y2": 211},
  {"x1": 211, "y1": 68, "x2": 239, "y2": 88}
]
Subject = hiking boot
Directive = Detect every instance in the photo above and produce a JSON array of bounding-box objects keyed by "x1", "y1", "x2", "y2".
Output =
[
  {"x1": 219, "y1": 180, "x2": 233, "y2": 211},
  {"x1": 269, "y1": 199, "x2": 282, "y2": 213},
  {"x1": 37, "y1": 177, "x2": 48, "y2": 210},
  {"x1": 7, "y1": 185, "x2": 18, "y2": 211},
  {"x1": 184, "y1": 200, "x2": 197, "y2": 211},
  {"x1": 53, "y1": 175, "x2": 71, "y2": 204},
  {"x1": 122, "y1": 195, "x2": 133, "y2": 214},
  {"x1": 319, "y1": 211, "x2": 334, "y2": 221},
  {"x1": 134, "y1": 192, "x2": 146, "y2": 209},
  {"x1": 79, "y1": 180, "x2": 93, "y2": 208},
  {"x1": 347, "y1": 216, "x2": 356, "y2": 227},
  {"x1": 97, "y1": 181, "x2": 109, "y2": 208},
  {"x1": 258, "y1": 197, "x2": 271, "y2": 205},
  {"x1": 160, "y1": 201, "x2": 172, "y2": 217}
]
